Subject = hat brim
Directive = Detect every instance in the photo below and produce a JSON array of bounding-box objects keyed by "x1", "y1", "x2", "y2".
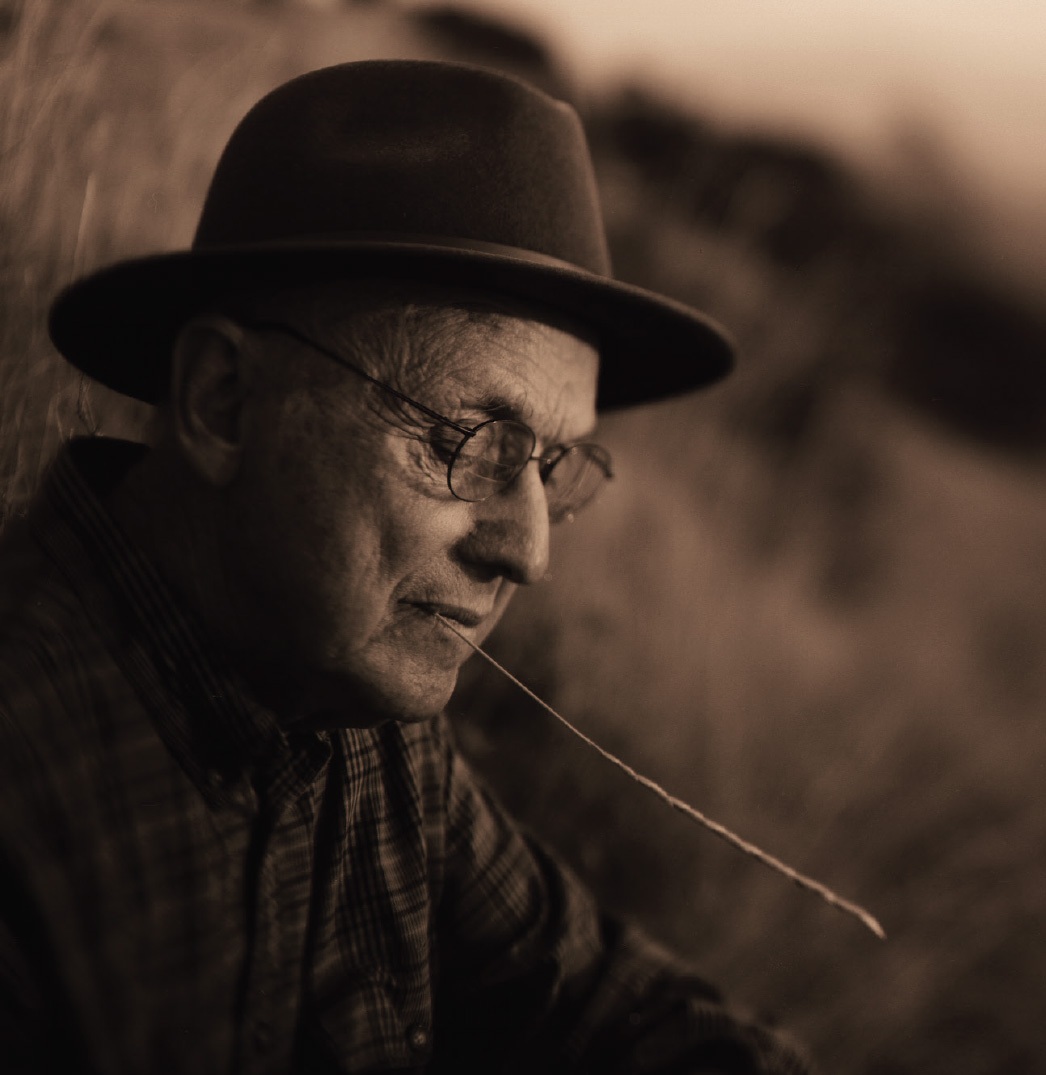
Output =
[{"x1": 48, "y1": 241, "x2": 734, "y2": 409}]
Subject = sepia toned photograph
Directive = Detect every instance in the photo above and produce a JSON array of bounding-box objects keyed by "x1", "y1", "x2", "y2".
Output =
[{"x1": 1, "y1": 1, "x2": 1044, "y2": 1071}]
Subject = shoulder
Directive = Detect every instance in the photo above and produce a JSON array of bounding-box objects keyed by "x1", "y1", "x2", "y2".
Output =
[
  {"x1": 0, "y1": 522, "x2": 150, "y2": 858},
  {"x1": 0, "y1": 562, "x2": 129, "y2": 769}
]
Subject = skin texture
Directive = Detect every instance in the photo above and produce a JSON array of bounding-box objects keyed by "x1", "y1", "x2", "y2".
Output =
[{"x1": 109, "y1": 293, "x2": 599, "y2": 727}]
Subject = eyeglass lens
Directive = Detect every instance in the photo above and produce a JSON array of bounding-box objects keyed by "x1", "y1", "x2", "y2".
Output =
[
  {"x1": 542, "y1": 443, "x2": 613, "y2": 521},
  {"x1": 448, "y1": 420, "x2": 612, "y2": 522}
]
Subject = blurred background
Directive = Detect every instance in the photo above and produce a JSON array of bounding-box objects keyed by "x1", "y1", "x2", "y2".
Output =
[{"x1": 2, "y1": 1, "x2": 1044, "y2": 1071}]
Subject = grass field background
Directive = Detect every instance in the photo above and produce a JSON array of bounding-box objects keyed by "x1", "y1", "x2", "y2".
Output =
[{"x1": 3, "y1": 2, "x2": 1045, "y2": 1072}]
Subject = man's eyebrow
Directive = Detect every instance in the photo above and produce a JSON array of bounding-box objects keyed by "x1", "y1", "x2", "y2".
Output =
[
  {"x1": 452, "y1": 387, "x2": 597, "y2": 442},
  {"x1": 456, "y1": 389, "x2": 531, "y2": 424},
  {"x1": 470, "y1": 395, "x2": 602, "y2": 445}
]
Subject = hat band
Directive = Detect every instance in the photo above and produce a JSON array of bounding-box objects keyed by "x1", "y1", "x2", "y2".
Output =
[{"x1": 192, "y1": 231, "x2": 611, "y2": 278}]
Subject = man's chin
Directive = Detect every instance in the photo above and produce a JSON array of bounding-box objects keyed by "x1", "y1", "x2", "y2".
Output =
[{"x1": 295, "y1": 663, "x2": 460, "y2": 729}]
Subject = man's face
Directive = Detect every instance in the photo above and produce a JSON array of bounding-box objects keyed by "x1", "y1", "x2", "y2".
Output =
[{"x1": 226, "y1": 305, "x2": 599, "y2": 725}]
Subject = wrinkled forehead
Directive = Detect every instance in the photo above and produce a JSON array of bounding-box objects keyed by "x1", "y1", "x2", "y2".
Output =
[
  {"x1": 238, "y1": 277, "x2": 601, "y2": 430},
  {"x1": 436, "y1": 313, "x2": 600, "y2": 436}
]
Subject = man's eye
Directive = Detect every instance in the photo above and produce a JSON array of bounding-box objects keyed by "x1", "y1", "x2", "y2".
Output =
[{"x1": 426, "y1": 426, "x2": 461, "y2": 463}]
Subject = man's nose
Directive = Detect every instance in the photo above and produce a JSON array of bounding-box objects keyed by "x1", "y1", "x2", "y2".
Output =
[{"x1": 461, "y1": 463, "x2": 550, "y2": 585}]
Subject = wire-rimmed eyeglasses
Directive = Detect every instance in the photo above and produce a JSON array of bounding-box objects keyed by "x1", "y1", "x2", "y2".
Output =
[{"x1": 238, "y1": 320, "x2": 613, "y2": 523}]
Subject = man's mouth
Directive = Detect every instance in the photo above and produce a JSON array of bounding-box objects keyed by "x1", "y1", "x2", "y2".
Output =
[{"x1": 407, "y1": 601, "x2": 487, "y2": 629}]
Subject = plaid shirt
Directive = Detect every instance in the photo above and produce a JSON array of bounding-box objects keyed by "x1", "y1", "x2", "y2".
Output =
[{"x1": 0, "y1": 438, "x2": 811, "y2": 1075}]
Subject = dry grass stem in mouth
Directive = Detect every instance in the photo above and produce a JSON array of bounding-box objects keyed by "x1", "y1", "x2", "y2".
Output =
[{"x1": 433, "y1": 612, "x2": 886, "y2": 941}]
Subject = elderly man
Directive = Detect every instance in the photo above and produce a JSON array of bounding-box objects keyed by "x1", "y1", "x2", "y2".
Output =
[{"x1": 0, "y1": 61, "x2": 809, "y2": 1073}]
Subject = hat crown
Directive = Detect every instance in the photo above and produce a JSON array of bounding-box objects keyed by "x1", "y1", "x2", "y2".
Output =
[
  {"x1": 49, "y1": 60, "x2": 733, "y2": 409},
  {"x1": 193, "y1": 60, "x2": 611, "y2": 276}
]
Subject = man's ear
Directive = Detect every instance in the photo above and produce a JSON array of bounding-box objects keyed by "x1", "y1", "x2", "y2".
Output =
[{"x1": 169, "y1": 316, "x2": 255, "y2": 487}]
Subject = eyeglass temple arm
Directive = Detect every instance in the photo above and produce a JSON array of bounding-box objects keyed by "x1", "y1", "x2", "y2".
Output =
[{"x1": 238, "y1": 319, "x2": 478, "y2": 438}]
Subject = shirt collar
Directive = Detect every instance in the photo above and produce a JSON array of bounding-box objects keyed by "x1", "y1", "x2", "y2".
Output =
[{"x1": 31, "y1": 436, "x2": 330, "y2": 805}]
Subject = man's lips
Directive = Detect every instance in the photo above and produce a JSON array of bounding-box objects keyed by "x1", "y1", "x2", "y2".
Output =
[{"x1": 405, "y1": 601, "x2": 489, "y2": 629}]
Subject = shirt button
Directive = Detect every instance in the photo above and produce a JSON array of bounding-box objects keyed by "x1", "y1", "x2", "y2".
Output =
[{"x1": 406, "y1": 1022, "x2": 429, "y2": 1052}]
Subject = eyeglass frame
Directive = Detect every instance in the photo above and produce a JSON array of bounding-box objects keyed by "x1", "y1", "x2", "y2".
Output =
[{"x1": 235, "y1": 318, "x2": 613, "y2": 519}]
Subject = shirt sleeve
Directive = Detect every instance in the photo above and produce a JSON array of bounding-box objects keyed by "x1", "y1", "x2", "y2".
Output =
[{"x1": 427, "y1": 715, "x2": 814, "y2": 1074}]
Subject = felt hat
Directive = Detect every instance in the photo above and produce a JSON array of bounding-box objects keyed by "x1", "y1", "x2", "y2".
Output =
[{"x1": 48, "y1": 60, "x2": 733, "y2": 409}]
